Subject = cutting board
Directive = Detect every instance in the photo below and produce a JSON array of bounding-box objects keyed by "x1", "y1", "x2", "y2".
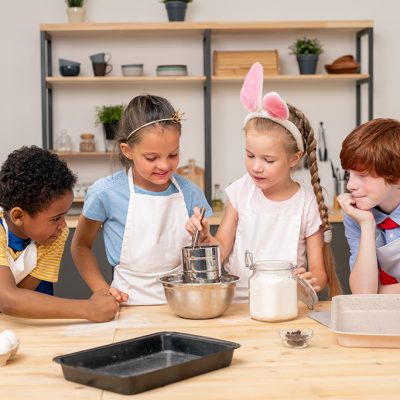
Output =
[{"x1": 177, "y1": 159, "x2": 204, "y2": 191}]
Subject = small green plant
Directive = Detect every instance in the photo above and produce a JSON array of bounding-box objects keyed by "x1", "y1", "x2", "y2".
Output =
[
  {"x1": 65, "y1": 0, "x2": 85, "y2": 7},
  {"x1": 289, "y1": 37, "x2": 324, "y2": 55},
  {"x1": 95, "y1": 104, "x2": 124, "y2": 125},
  {"x1": 161, "y1": 0, "x2": 192, "y2": 3}
]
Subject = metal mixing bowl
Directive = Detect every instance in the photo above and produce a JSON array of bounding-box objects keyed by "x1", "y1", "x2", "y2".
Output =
[{"x1": 159, "y1": 274, "x2": 240, "y2": 319}]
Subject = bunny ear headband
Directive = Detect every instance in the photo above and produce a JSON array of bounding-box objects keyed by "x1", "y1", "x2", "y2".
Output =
[{"x1": 240, "y1": 62, "x2": 304, "y2": 153}]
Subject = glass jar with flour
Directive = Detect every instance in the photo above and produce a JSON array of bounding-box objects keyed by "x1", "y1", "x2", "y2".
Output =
[{"x1": 247, "y1": 254, "x2": 298, "y2": 322}]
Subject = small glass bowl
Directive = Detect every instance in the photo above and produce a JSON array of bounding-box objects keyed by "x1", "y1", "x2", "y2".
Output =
[{"x1": 279, "y1": 328, "x2": 313, "y2": 349}]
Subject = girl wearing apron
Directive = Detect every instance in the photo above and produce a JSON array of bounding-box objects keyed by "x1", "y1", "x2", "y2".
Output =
[
  {"x1": 72, "y1": 95, "x2": 211, "y2": 305},
  {"x1": 186, "y1": 63, "x2": 341, "y2": 300}
]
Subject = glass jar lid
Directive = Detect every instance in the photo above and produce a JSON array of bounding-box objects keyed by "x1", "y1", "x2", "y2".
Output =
[
  {"x1": 297, "y1": 277, "x2": 318, "y2": 309},
  {"x1": 250, "y1": 259, "x2": 293, "y2": 271}
]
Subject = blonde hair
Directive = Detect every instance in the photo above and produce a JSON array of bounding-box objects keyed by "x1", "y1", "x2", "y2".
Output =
[{"x1": 244, "y1": 107, "x2": 342, "y2": 298}]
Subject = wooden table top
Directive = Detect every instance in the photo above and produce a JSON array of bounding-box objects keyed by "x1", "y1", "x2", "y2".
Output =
[{"x1": 0, "y1": 301, "x2": 399, "y2": 399}]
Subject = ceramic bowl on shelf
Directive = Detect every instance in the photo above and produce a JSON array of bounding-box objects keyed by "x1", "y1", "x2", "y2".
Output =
[
  {"x1": 59, "y1": 64, "x2": 80, "y2": 77},
  {"x1": 325, "y1": 64, "x2": 360, "y2": 74},
  {"x1": 59, "y1": 58, "x2": 80, "y2": 67},
  {"x1": 121, "y1": 64, "x2": 144, "y2": 77},
  {"x1": 156, "y1": 64, "x2": 187, "y2": 76}
]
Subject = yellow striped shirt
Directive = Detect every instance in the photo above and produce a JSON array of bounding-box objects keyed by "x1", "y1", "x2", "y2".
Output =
[{"x1": 0, "y1": 215, "x2": 68, "y2": 283}]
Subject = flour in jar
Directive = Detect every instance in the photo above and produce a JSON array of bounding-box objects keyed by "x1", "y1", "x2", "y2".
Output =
[{"x1": 249, "y1": 273, "x2": 298, "y2": 322}]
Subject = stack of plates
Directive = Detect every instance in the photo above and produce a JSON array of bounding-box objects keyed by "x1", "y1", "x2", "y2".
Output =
[
  {"x1": 156, "y1": 65, "x2": 187, "y2": 76},
  {"x1": 325, "y1": 55, "x2": 360, "y2": 74}
]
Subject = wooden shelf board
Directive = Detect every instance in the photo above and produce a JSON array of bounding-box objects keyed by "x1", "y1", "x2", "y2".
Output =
[
  {"x1": 46, "y1": 76, "x2": 206, "y2": 85},
  {"x1": 212, "y1": 73, "x2": 370, "y2": 82},
  {"x1": 41, "y1": 21, "x2": 373, "y2": 37},
  {"x1": 54, "y1": 151, "x2": 118, "y2": 156}
]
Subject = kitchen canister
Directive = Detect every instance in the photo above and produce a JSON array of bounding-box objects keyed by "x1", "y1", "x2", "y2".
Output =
[
  {"x1": 181, "y1": 245, "x2": 221, "y2": 283},
  {"x1": 246, "y1": 251, "x2": 298, "y2": 322}
]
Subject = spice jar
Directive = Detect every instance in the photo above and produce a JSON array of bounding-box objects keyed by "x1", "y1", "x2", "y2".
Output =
[
  {"x1": 248, "y1": 259, "x2": 298, "y2": 322},
  {"x1": 80, "y1": 133, "x2": 96, "y2": 152},
  {"x1": 55, "y1": 129, "x2": 73, "y2": 152}
]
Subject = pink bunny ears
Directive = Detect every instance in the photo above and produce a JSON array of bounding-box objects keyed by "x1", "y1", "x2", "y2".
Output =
[{"x1": 240, "y1": 62, "x2": 304, "y2": 153}]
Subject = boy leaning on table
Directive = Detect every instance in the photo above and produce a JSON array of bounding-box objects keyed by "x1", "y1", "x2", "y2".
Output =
[
  {"x1": 337, "y1": 118, "x2": 400, "y2": 294},
  {"x1": 0, "y1": 145, "x2": 119, "y2": 321}
]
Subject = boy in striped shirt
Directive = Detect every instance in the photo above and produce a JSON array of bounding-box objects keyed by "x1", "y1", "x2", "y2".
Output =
[{"x1": 0, "y1": 146, "x2": 119, "y2": 321}]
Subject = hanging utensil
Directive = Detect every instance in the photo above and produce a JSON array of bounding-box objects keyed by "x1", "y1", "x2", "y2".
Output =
[
  {"x1": 318, "y1": 121, "x2": 328, "y2": 162},
  {"x1": 192, "y1": 207, "x2": 206, "y2": 249}
]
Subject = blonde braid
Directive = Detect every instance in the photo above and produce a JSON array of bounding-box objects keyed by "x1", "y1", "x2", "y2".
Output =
[{"x1": 287, "y1": 104, "x2": 341, "y2": 298}]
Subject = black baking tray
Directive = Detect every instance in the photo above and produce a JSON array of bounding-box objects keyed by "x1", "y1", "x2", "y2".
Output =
[{"x1": 53, "y1": 331, "x2": 240, "y2": 395}]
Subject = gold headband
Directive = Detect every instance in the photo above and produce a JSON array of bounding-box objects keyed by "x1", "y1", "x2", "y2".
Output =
[{"x1": 126, "y1": 110, "x2": 184, "y2": 141}]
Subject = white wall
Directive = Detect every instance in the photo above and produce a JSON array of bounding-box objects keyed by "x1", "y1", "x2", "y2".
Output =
[{"x1": 1, "y1": 0, "x2": 399, "y2": 205}]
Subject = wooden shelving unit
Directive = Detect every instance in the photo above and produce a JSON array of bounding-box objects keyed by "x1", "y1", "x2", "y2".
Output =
[{"x1": 41, "y1": 20, "x2": 374, "y2": 202}]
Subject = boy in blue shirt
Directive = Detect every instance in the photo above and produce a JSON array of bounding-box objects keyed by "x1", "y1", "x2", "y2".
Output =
[{"x1": 338, "y1": 118, "x2": 400, "y2": 293}]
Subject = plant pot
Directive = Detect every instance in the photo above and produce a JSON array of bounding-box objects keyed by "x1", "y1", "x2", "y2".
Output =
[
  {"x1": 103, "y1": 122, "x2": 118, "y2": 152},
  {"x1": 296, "y1": 54, "x2": 319, "y2": 75},
  {"x1": 165, "y1": 1, "x2": 187, "y2": 22},
  {"x1": 67, "y1": 7, "x2": 85, "y2": 23}
]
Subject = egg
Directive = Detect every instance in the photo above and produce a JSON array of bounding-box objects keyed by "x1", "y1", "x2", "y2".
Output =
[
  {"x1": 0, "y1": 330, "x2": 19, "y2": 361},
  {"x1": 0, "y1": 330, "x2": 19, "y2": 349},
  {"x1": 0, "y1": 336, "x2": 13, "y2": 356}
]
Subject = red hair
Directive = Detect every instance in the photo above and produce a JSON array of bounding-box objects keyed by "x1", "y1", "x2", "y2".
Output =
[{"x1": 340, "y1": 118, "x2": 400, "y2": 184}]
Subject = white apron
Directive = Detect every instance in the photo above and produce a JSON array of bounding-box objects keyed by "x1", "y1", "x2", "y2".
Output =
[
  {"x1": 111, "y1": 169, "x2": 192, "y2": 305},
  {"x1": 224, "y1": 183, "x2": 305, "y2": 302},
  {"x1": 1, "y1": 214, "x2": 37, "y2": 284},
  {"x1": 376, "y1": 231, "x2": 400, "y2": 281}
]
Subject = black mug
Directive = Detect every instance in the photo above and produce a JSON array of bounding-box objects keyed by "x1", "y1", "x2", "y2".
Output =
[{"x1": 92, "y1": 62, "x2": 113, "y2": 76}]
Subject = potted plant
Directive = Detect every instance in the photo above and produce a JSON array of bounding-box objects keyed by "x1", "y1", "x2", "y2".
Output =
[
  {"x1": 289, "y1": 37, "x2": 323, "y2": 75},
  {"x1": 95, "y1": 104, "x2": 124, "y2": 151},
  {"x1": 65, "y1": 0, "x2": 86, "y2": 23},
  {"x1": 161, "y1": 0, "x2": 192, "y2": 22}
]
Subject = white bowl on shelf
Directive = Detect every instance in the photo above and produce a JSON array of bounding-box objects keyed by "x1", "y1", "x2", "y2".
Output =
[
  {"x1": 121, "y1": 64, "x2": 144, "y2": 77},
  {"x1": 156, "y1": 65, "x2": 187, "y2": 76}
]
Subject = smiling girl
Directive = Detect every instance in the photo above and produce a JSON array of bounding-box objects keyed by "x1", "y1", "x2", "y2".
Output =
[
  {"x1": 186, "y1": 63, "x2": 341, "y2": 301},
  {"x1": 71, "y1": 95, "x2": 211, "y2": 305}
]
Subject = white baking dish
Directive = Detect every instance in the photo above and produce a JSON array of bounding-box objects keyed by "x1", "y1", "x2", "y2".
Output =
[{"x1": 331, "y1": 294, "x2": 400, "y2": 348}]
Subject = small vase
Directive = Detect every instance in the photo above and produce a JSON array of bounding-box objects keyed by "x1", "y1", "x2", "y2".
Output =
[
  {"x1": 67, "y1": 7, "x2": 85, "y2": 24},
  {"x1": 297, "y1": 55, "x2": 319, "y2": 75},
  {"x1": 103, "y1": 122, "x2": 118, "y2": 152},
  {"x1": 165, "y1": 1, "x2": 187, "y2": 22}
]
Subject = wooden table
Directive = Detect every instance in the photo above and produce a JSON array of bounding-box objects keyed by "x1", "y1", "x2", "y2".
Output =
[{"x1": 0, "y1": 302, "x2": 399, "y2": 399}]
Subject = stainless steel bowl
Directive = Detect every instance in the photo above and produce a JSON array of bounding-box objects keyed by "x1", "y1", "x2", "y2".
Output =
[{"x1": 159, "y1": 274, "x2": 240, "y2": 319}]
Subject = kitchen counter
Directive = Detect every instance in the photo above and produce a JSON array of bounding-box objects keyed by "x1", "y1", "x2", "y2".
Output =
[
  {"x1": 1, "y1": 302, "x2": 399, "y2": 399},
  {"x1": 65, "y1": 208, "x2": 343, "y2": 228}
]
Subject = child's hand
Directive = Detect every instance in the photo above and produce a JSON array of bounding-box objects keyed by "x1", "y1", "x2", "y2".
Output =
[
  {"x1": 337, "y1": 193, "x2": 374, "y2": 225},
  {"x1": 87, "y1": 290, "x2": 120, "y2": 322},
  {"x1": 109, "y1": 287, "x2": 129, "y2": 303},
  {"x1": 294, "y1": 267, "x2": 321, "y2": 292},
  {"x1": 185, "y1": 206, "x2": 211, "y2": 244}
]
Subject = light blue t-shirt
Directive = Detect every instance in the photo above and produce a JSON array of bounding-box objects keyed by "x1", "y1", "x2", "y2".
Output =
[
  {"x1": 343, "y1": 204, "x2": 400, "y2": 270},
  {"x1": 83, "y1": 170, "x2": 212, "y2": 266}
]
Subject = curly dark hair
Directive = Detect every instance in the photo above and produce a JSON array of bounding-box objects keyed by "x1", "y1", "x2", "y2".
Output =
[{"x1": 0, "y1": 146, "x2": 77, "y2": 215}]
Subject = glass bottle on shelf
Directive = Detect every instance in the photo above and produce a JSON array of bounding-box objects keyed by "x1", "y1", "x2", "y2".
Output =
[
  {"x1": 55, "y1": 129, "x2": 73, "y2": 152},
  {"x1": 212, "y1": 184, "x2": 224, "y2": 212}
]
